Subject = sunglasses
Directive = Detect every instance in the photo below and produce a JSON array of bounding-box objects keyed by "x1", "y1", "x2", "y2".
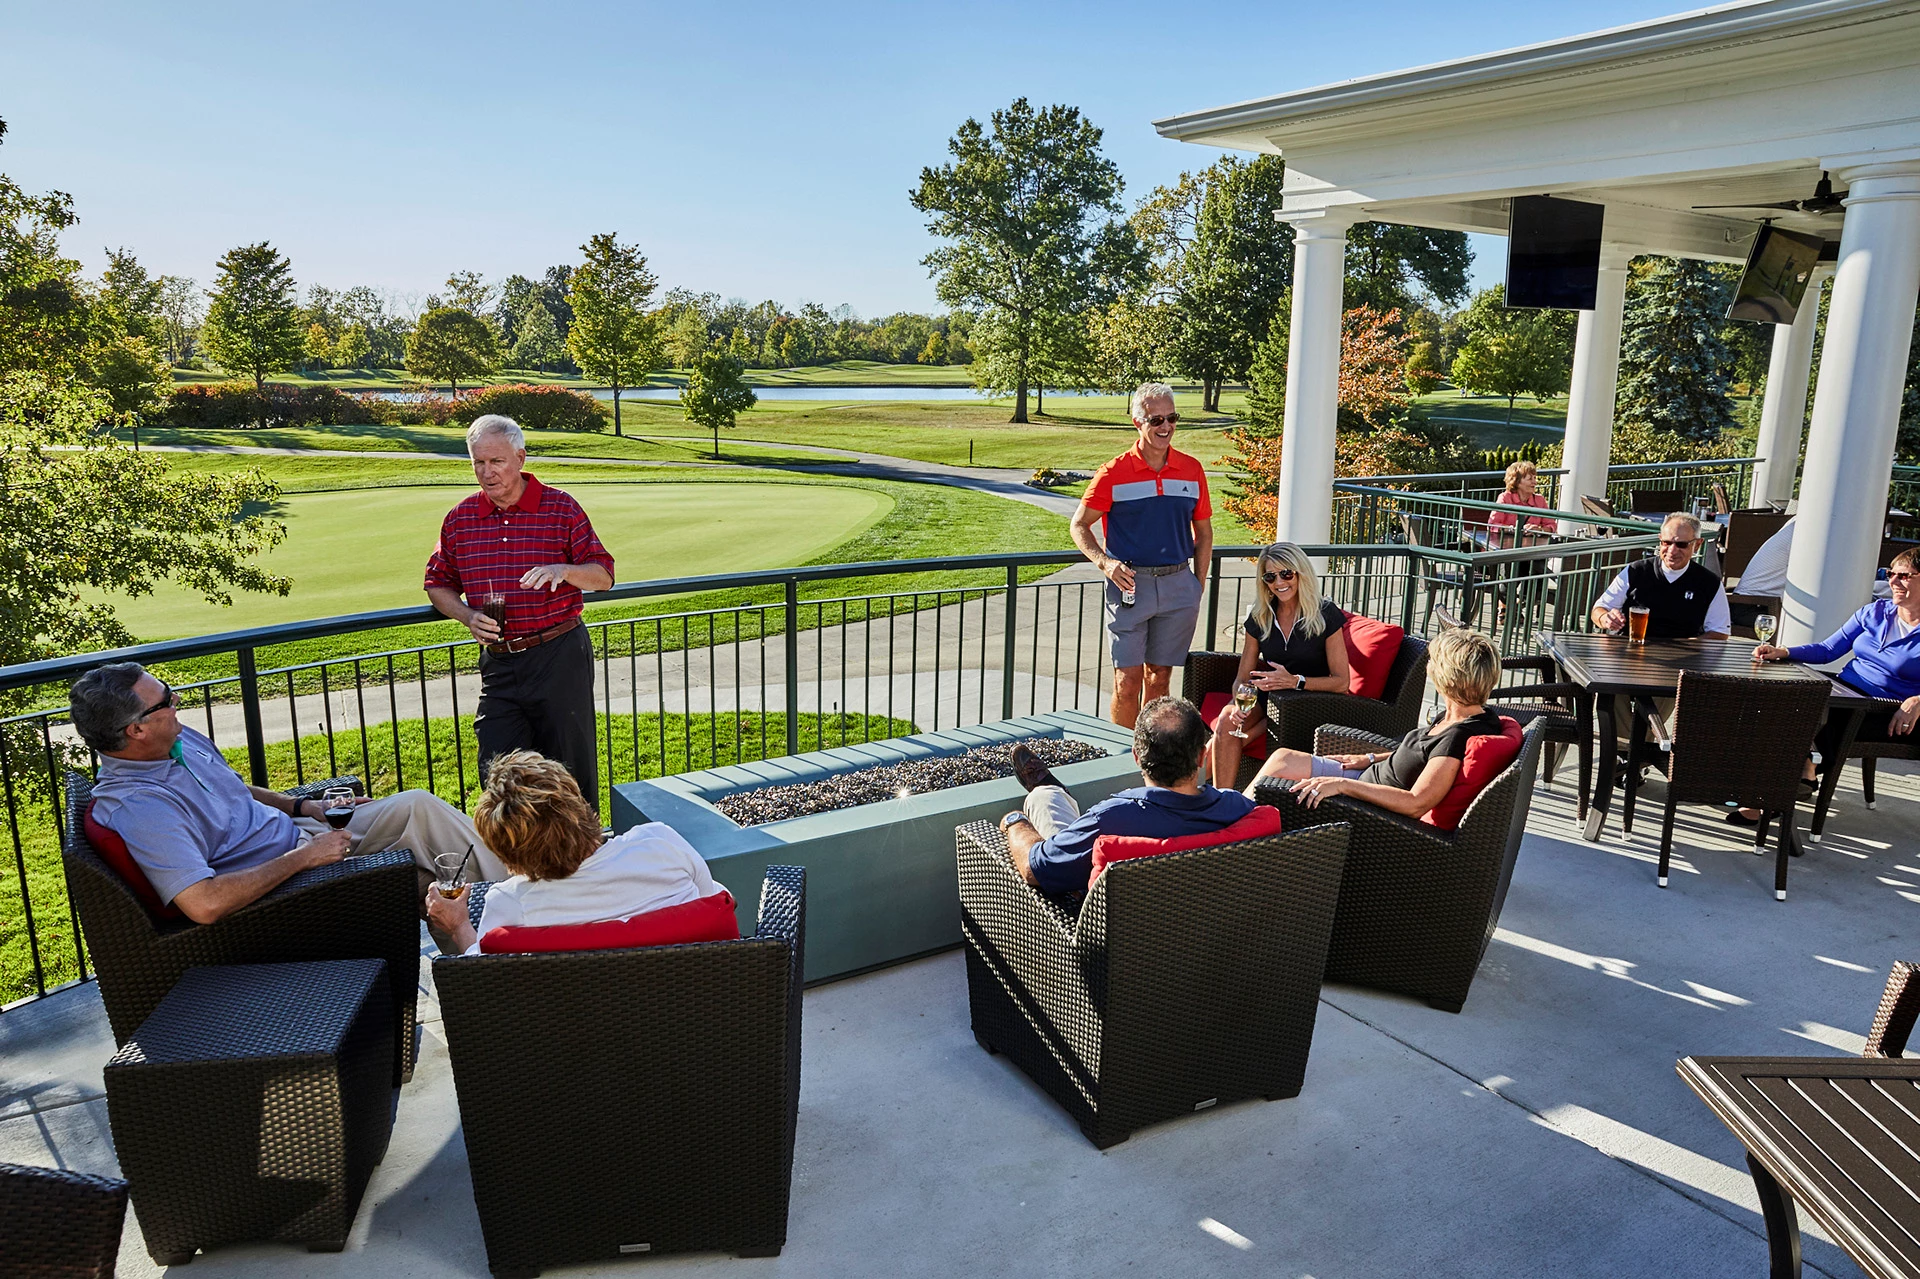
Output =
[
  {"x1": 1657, "y1": 539, "x2": 1696, "y2": 549},
  {"x1": 1262, "y1": 569, "x2": 1298, "y2": 584},
  {"x1": 1140, "y1": 413, "x2": 1179, "y2": 428},
  {"x1": 133, "y1": 682, "x2": 178, "y2": 723},
  {"x1": 1891, "y1": 571, "x2": 1915, "y2": 584}
]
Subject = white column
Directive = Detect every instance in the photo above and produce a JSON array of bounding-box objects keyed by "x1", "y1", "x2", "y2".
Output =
[
  {"x1": 1782, "y1": 162, "x2": 1920, "y2": 645},
  {"x1": 1274, "y1": 209, "x2": 1358, "y2": 545},
  {"x1": 1750, "y1": 264, "x2": 1833, "y2": 508},
  {"x1": 1557, "y1": 246, "x2": 1632, "y2": 534}
]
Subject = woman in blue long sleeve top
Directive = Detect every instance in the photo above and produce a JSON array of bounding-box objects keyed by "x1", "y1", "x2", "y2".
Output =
[{"x1": 1754, "y1": 548, "x2": 1920, "y2": 770}]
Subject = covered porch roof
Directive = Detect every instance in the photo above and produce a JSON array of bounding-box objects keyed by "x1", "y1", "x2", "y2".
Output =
[{"x1": 1154, "y1": 0, "x2": 1920, "y2": 262}]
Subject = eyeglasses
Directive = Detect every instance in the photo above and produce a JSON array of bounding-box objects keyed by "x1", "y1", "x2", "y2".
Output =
[
  {"x1": 1262, "y1": 569, "x2": 1297, "y2": 583},
  {"x1": 1140, "y1": 413, "x2": 1179, "y2": 428},
  {"x1": 133, "y1": 683, "x2": 178, "y2": 723},
  {"x1": 1891, "y1": 571, "x2": 1915, "y2": 584},
  {"x1": 1657, "y1": 539, "x2": 1696, "y2": 549}
]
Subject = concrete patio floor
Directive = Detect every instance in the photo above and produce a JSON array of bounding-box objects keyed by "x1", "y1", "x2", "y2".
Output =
[{"x1": 5, "y1": 760, "x2": 1917, "y2": 1278}]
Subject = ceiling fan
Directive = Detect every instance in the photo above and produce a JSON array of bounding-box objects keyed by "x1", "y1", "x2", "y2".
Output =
[{"x1": 1693, "y1": 171, "x2": 1849, "y2": 216}]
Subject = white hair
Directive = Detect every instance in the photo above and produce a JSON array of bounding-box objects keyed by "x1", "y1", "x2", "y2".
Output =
[
  {"x1": 1130, "y1": 382, "x2": 1175, "y2": 423},
  {"x1": 467, "y1": 414, "x2": 525, "y2": 452},
  {"x1": 1662, "y1": 511, "x2": 1702, "y2": 540}
]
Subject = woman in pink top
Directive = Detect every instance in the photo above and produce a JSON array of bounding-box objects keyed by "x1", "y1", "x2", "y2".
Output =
[{"x1": 1484, "y1": 460, "x2": 1556, "y2": 549}]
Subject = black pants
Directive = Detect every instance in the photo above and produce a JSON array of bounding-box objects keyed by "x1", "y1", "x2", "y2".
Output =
[
  {"x1": 475, "y1": 624, "x2": 599, "y2": 812},
  {"x1": 1813, "y1": 706, "x2": 1908, "y2": 773}
]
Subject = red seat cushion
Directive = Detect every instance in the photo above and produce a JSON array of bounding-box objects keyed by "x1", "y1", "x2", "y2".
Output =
[
  {"x1": 1343, "y1": 613, "x2": 1404, "y2": 700},
  {"x1": 478, "y1": 889, "x2": 740, "y2": 954},
  {"x1": 82, "y1": 801, "x2": 183, "y2": 922},
  {"x1": 1087, "y1": 805, "x2": 1283, "y2": 886},
  {"x1": 1198, "y1": 690, "x2": 1270, "y2": 759},
  {"x1": 1421, "y1": 717, "x2": 1525, "y2": 832}
]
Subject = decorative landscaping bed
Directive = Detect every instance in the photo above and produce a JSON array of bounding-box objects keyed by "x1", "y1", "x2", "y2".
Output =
[{"x1": 610, "y1": 711, "x2": 1139, "y2": 981}]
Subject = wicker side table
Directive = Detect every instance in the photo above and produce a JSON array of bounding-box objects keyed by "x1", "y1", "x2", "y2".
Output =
[
  {"x1": 103, "y1": 960, "x2": 394, "y2": 1265},
  {"x1": 0, "y1": 1161, "x2": 129, "y2": 1279}
]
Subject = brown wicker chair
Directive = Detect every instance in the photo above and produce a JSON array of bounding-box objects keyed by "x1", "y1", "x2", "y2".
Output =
[
  {"x1": 957, "y1": 820, "x2": 1349, "y2": 1149},
  {"x1": 0, "y1": 1162, "x2": 128, "y2": 1279},
  {"x1": 62, "y1": 770, "x2": 423, "y2": 1085},
  {"x1": 1809, "y1": 693, "x2": 1920, "y2": 842},
  {"x1": 1619, "y1": 671, "x2": 1829, "y2": 900},
  {"x1": 1581, "y1": 495, "x2": 1616, "y2": 520},
  {"x1": 1253, "y1": 717, "x2": 1547, "y2": 1013},
  {"x1": 1184, "y1": 632, "x2": 1430, "y2": 787},
  {"x1": 435, "y1": 867, "x2": 806, "y2": 1277}
]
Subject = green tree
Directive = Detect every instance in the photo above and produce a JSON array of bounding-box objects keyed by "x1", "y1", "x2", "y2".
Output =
[
  {"x1": 1448, "y1": 286, "x2": 1574, "y2": 424},
  {"x1": 566, "y1": 232, "x2": 660, "y2": 437},
  {"x1": 1615, "y1": 257, "x2": 1739, "y2": 441},
  {"x1": 92, "y1": 334, "x2": 169, "y2": 417},
  {"x1": 331, "y1": 322, "x2": 371, "y2": 370},
  {"x1": 0, "y1": 371, "x2": 287, "y2": 674},
  {"x1": 509, "y1": 302, "x2": 567, "y2": 370},
  {"x1": 1404, "y1": 340, "x2": 1444, "y2": 394},
  {"x1": 0, "y1": 149, "x2": 105, "y2": 381},
  {"x1": 1343, "y1": 224, "x2": 1472, "y2": 316},
  {"x1": 664, "y1": 306, "x2": 709, "y2": 370},
  {"x1": 156, "y1": 276, "x2": 202, "y2": 365},
  {"x1": 406, "y1": 306, "x2": 500, "y2": 393},
  {"x1": 680, "y1": 346, "x2": 757, "y2": 458},
  {"x1": 202, "y1": 242, "x2": 303, "y2": 396},
  {"x1": 302, "y1": 321, "x2": 333, "y2": 368},
  {"x1": 1243, "y1": 308, "x2": 1289, "y2": 439},
  {"x1": 918, "y1": 331, "x2": 948, "y2": 365},
  {"x1": 1083, "y1": 295, "x2": 1176, "y2": 395},
  {"x1": 911, "y1": 98, "x2": 1128, "y2": 423},
  {"x1": 1139, "y1": 155, "x2": 1291, "y2": 412},
  {"x1": 100, "y1": 247, "x2": 165, "y2": 343}
]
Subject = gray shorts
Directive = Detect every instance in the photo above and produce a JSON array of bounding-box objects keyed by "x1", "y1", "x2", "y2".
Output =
[
  {"x1": 1309, "y1": 757, "x2": 1367, "y2": 780},
  {"x1": 1106, "y1": 567, "x2": 1203, "y2": 669}
]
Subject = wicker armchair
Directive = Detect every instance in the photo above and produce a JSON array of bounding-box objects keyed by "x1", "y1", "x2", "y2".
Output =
[
  {"x1": 62, "y1": 771, "x2": 423, "y2": 1085},
  {"x1": 434, "y1": 867, "x2": 806, "y2": 1277},
  {"x1": 1619, "y1": 671, "x2": 1828, "y2": 901},
  {"x1": 0, "y1": 1162, "x2": 128, "y2": 1279},
  {"x1": 1253, "y1": 718, "x2": 1547, "y2": 1013},
  {"x1": 1433, "y1": 605, "x2": 1592, "y2": 816},
  {"x1": 1185, "y1": 633, "x2": 1429, "y2": 784},
  {"x1": 957, "y1": 820, "x2": 1349, "y2": 1149}
]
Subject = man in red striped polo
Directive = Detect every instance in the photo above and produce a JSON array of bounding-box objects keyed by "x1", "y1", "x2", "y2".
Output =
[
  {"x1": 425, "y1": 415, "x2": 615, "y2": 810},
  {"x1": 1073, "y1": 382, "x2": 1213, "y2": 727}
]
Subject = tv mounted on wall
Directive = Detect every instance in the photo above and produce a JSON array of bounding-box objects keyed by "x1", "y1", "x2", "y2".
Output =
[
  {"x1": 1505, "y1": 195, "x2": 1605, "y2": 310},
  {"x1": 1726, "y1": 224, "x2": 1826, "y2": 324}
]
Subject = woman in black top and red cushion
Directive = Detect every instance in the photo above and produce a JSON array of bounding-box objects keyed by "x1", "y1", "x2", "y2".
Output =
[
  {"x1": 1207, "y1": 543, "x2": 1353, "y2": 787},
  {"x1": 1242, "y1": 628, "x2": 1504, "y2": 820}
]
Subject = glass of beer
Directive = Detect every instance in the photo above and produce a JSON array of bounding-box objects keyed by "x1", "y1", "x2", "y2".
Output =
[
  {"x1": 1627, "y1": 606, "x2": 1651, "y2": 644},
  {"x1": 1754, "y1": 613, "x2": 1777, "y2": 646},
  {"x1": 1230, "y1": 681, "x2": 1258, "y2": 739},
  {"x1": 321, "y1": 785, "x2": 355, "y2": 830}
]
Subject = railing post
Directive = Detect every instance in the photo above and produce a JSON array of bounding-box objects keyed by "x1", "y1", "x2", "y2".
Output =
[
  {"x1": 1002, "y1": 563, "x2": 1019, "y2": 719},
  {"x1": 784, "y1": 579, "x2": 800, "y2": 758},
  {"x1": 236, "y1": 646, "x2": 269, "y2": 787},
  {"x1": 1400, "y1": 551, "x2": 1418, "y2": 633},
  {"x1": 1205, "y1": 552, "x2": 1222, "y2": 648}
]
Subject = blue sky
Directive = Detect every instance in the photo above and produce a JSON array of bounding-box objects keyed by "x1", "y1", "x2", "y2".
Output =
[{"x1": 2, "y1": 0, "x2": 1686, "y2": 315}]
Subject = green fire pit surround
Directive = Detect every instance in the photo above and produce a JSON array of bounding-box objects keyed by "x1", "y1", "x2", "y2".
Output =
[{"x1": 610, "y1": 710, "x2": 1139, "y2": 982}]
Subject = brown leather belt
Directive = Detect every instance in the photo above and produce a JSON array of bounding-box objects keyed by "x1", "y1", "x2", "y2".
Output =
[{"x1": 485, "y1": 616, "x2": 580, "y2": 656}]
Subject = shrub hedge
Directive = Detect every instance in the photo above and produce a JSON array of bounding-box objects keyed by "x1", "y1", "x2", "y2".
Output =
[
  {"x1": 162, "y1": 381, "x2": 610, "y2": 433},
  {"x1": 451, "y1": 384, "x2": 609, "y2": 433}
]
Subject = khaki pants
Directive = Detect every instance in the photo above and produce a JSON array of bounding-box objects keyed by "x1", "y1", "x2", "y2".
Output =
[
  {"x1": 1023, "y1": 786, "x2": 1083, "y2": 840},
  {"x1": 294, "y1": 789, "x2": 509, "y2": 902}
]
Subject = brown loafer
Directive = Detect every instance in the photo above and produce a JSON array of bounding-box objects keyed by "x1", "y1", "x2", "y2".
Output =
[{"x1": 1009, "y1": 743, "x2": 1064, "y2": 792}]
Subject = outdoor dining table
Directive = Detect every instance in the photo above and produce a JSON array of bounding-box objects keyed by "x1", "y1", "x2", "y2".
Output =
[{"x1": 1535, "y1": 631, "x2": 1876, "y2": 842}]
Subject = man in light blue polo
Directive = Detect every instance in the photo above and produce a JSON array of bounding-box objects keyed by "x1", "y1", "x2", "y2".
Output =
[
  {"x1": 71, "y1": 662, "x2": 505, "y2": 924},
  {"x1": 1072, "y1": 382, "x2": 1214, "y2": 727}
]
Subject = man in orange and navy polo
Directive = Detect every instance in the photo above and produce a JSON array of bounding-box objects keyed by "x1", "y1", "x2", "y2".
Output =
[
  {"x1": 1072, "y1": 382, "x2": 1214, "y2": 728},
  {"x1": 425, "y1": 414, "x2": 615, "y2": 811}
]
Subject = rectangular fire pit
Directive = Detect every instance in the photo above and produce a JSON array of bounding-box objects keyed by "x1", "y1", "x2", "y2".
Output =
[{"x1": 610, "y1": 710, "x2": 1138, "y2": 981}]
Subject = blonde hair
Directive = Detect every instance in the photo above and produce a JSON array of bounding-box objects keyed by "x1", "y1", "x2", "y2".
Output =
[
  {"x1": 1428, "y1": 629, "x2": 1501, "y2": 706},
  {"x1": 1504, "y1": 460, "x2": 1537, "y2": 493},
  {"x1": 1247, "y1": 543, "x2": 1327, "y2": 641},
  {"x1": 472, "y1": 751, "x2": 602, "y2": 882}
]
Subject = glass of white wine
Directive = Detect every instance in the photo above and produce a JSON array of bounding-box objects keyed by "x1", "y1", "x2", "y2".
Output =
[
  {"x1": 1754, "y1": 613, "x2": 1778, "y2": 647},
  {"x1": 1230, "y1": 681, "x2": 1258, "y2": 739}
]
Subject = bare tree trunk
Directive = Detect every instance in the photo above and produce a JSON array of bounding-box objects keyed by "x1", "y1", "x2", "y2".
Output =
[
  {"x1": 613, "y1": 385, "x2": 623, "y2": 437},
  {"x1": 1036, "y1": 382, "x2": 1044, "y2": 415},
  {"x1": 1012, "y1": 382, "x2": 1028, "y2": 424}
]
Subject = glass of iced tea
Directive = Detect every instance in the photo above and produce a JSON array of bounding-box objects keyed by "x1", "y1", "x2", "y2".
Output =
[
  {"x1": 1627, "y1": 606, "x2": 1651, "y2": 644},
  {"x1": 432, "y1": 848, "x2": 469, "y2": 900}
]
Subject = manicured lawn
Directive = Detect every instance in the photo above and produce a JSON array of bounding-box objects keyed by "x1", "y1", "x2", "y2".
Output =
[
  {"x1": 98, "y1": 481, "x2": 894, "y2": 640},
  {"x1": 171, "y1": 362, "x2": 981, "y2": 392},
  {"x1": 117, "y1": 420, "x2": 844, "y2": 466}
]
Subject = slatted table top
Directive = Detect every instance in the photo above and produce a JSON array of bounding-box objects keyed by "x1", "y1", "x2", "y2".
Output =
[
  {"x1": 1680, "y1": 1055, "x2": 1920, "y2": 1279},
  {"x1": 1539, "y1": 631, "x2": 1873, "y2": 705}
]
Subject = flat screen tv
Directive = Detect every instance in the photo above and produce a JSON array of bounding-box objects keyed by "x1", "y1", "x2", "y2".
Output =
[
  {"x1": 1727, "y1": 224, "x2": 1826, "y2": 324},
  {"x1": 1506, "y1": 195, "x2": 1605, "y2": 310}
]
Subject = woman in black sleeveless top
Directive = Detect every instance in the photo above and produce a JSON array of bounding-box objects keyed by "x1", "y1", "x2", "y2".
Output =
[{"x1": 1207, "y1": 543, "x2": 1352, "y2": 787}]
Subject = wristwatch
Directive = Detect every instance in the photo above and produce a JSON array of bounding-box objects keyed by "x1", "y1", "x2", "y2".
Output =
[
  {"x1": 1000, "y1": 812, "x2": 1032, "y2": 832},
  {"x1": 1294, "y1": 674, "x2": 1307, "y2": 691}
]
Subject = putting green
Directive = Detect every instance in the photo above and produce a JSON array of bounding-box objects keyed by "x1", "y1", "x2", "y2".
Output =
[{"x1": 109, "y1": 481, "x2": 892, "y2": 640}]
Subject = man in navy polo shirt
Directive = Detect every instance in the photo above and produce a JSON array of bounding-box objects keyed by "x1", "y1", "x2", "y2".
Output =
[
  {"x1": 1073, "y1": 382, "x2": 1214, "y2": 727},
  {"x1": 999, "y1": 698, "x2": 1251, "y2": 895}
]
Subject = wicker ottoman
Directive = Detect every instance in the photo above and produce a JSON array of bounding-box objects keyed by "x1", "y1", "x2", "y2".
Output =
[
  {"x1": 103, "y1": 959, "x2": 394, "y2": 1265},
  {"x1": 0, "y1": 1162, "x2": 129, "y2": 1279}
]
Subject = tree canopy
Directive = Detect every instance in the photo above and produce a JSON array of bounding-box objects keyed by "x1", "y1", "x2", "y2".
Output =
[
  {"x1": 1344, "y1": 224, "x2": 1473, "y2": 316},
  {"x1": 566, "y1": 232, "x2": 660, "y2": 436},
  {"x1": 1615, "y1": 257, "x2": 1739, "y2": 441},
  {"x1": 405, "y1": 306, "x2": 500, "y2": 393},
  {"x1": 680, "y1": 346, "x2": 757, "y2": 457},
  {"x1": 911, "y1": 98, "x2": 1133, "y2": 423},
  {"x1": 1448, "y1": 286, "x2": 1575, "y2": 424},
  {"x1": 202, "y1": 242, "x2": 302, "y2": 395}
]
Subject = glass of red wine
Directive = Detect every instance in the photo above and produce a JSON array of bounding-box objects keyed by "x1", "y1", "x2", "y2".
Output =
[{"x1": 321, "y1": 785, "x2": 355, "y2": 830}]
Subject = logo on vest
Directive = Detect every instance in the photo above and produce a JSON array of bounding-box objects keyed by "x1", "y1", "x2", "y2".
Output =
[{"x1": 1684, "y1": 591, "x2": 1695, "y2": 600}]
